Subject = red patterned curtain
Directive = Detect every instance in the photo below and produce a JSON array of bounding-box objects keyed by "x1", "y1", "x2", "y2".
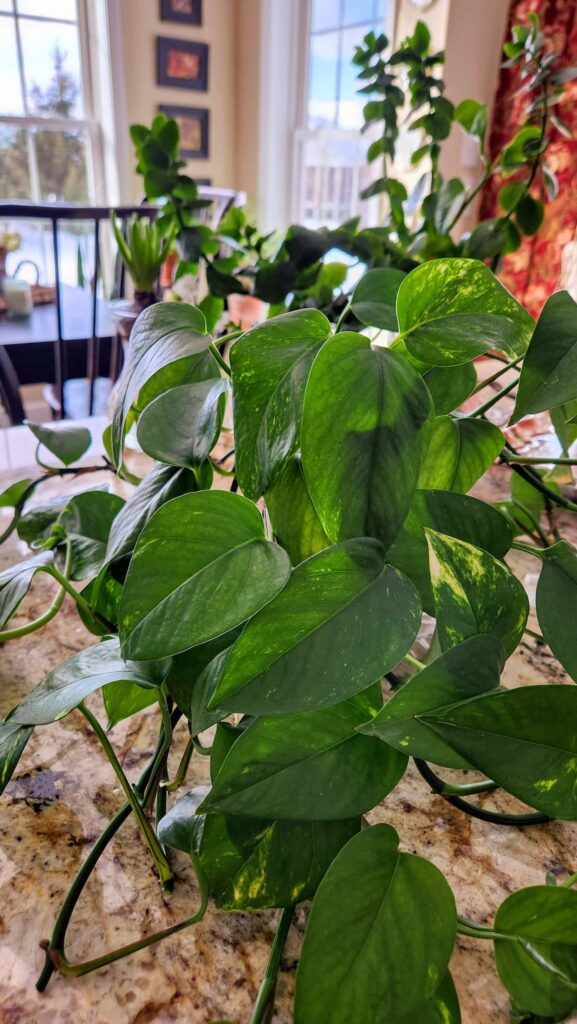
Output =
[{"x1": 479, "y1": 0, "x2": 577, "y2": 316}]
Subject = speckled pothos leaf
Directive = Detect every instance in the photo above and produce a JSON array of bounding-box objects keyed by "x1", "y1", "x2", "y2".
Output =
[
  {"x1": 0, "y1": 721, "x2": 33, "y2": 795},
  {"x1": 230, "y1": 309, "x2": 331, "y2": 499},
  {"x1": 294, "y1": 824, "x2": 457, "y2": 1024},
  {"x1": 301, "y1": 332, "x2": 433, "y2": 550},
  {"x1": 422, "y1": 685, "x2": 577, "y2": 819},
  {"x1": 396, "y1": 258, "x2": 533, "y2": 366},
  {"x1": 427, "y1": 529, "x2": 528, "y2": 656},
  {"x1": 157, "y1": 787, "x2": 360, "y2": 910}
]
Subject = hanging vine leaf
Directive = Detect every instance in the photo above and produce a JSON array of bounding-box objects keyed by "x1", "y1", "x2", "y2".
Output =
[
  {"x1": 25, "y1": 421, "x2": 91, "y2": 466},
  {"x1": 301, "y1": 333, "x2": 432, "y2": 550},
  {"x1": 136, "y1": 378, "x2": 229, "y2": 468},
  {"x1": 427, "y1": 530, "x2": 528, "y2": 656},
  {"x1": 512, "y1": 290, "x2": 577, "y2": 423},
  {"x1": 418, "y1": 416, "x2": 504, "y2": 492},
  {"x1": 422, "y1": 685, "x2": 577, "y2": 819},
  {"x1": 0, "y1": 551, "x2": 53, "y2": 628},
  {"x1": 230, "y1": 309, "x2": 331, "y2": 499},
  {"x1": 536, "y1": 541, "x2": 577, "y2": 682},
  {"x1": 350, "y1": 266, "x2": 406, "y2": 330},
  {"x1": 119, "y1": 491, "x2": 291, "y2": 659},
  {"x1": 294, "y1": 824, "x2": 457, "y2": 1023},
  {"x1": 209, "y1": 539, "x2": 422, "y2": 715},
  {"x1": 396, "y1": 258, "x2": 533, "y2": 365}
]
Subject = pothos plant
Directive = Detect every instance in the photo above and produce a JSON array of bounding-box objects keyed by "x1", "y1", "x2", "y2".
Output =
[
  {"x1": 2, "y1": 259, "x2": 577, "y2": 1022},
  {"x1": 354, "y1": 14, "x2": 577, "y2": 265}
]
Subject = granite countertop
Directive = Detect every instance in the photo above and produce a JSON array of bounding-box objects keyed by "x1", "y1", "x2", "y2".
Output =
[{"x1": 1, "y1": 464, "x2": 577, "y2": 1024}]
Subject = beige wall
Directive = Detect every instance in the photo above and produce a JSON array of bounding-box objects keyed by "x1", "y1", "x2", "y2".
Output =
[{"x1": 117, "y1": 0, "x2": 237, "y2": 200}]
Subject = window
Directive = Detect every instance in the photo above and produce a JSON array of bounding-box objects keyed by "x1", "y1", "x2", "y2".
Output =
[
  {"x1": 0, "y1": 0, "x2": 99, "y2": 204},
  {"x1": 294, "y1": 0, "x2": 391, "y2": 228}
]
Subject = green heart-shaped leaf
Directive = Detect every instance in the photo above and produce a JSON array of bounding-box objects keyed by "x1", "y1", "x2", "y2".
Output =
[
  {"x1": 301, "y1": 333, "x2": 432, "y2": 550},
  {"x1": 387, "y1": 490, "x2": 513, "y2": 614},
  {"x1": 350, "y1": 266, "x2": 406, "y2": 330},
  {"x1": 536, "y1": 541, "x2": 577, "y2": 682},
  {"x1": 418, "y1": 416, "x2": 504, "y2": 492},
  {"x1": 199, "y1": 691, "x2": 406, "y2": 820},
  {"x1": 209, "y1": 539, "x2": 422, "y2": 715},
  {"x1": 359, "y1": 634, "x2": 504, "y2": 768},
  {"x1": 25, "y1": 421, "x2": 91, "y2": 466},
  {"x1": 427, "y1": 530, "x2": 528, "y2": 656},
  {"x1": 294, "y1": 824, "x2": 457, "y2": 1023},
  {"x1": 136, "y1": 378, "x2": 229, "y2": 468},
  {"x1": 512, "y1": 291, "x2": 577, "y2": 423},
  {"x1": 0, "y1": 551, "x2": 53, "y2": 628},
  {"x1": 421, "y1": 362, "x2": 477, "y2": 415},
  {"x1": 396, "y1": 258, "x2": 533, "y2": 366},
  {"x1": 119, "y1": 491, "x2": 291, "y2": 660},
  {"x1": 105, "y1": 463, "x2": 197, "y2": 563},
  {"x1": 230, "y1": 309, "x2": 331, "y2": 499},
  {"x1": 422, "y1": 685, "x2": 577, "y2": 819},
  {"x1": 265, "y1": 456, "x2": 329, "y2": 565},
  {"x1": 494, "y1": 885, "x2": 577, "y2": 1018}
]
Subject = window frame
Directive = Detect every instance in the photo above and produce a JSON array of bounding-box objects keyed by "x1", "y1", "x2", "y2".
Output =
[{"x1": 0, "y1": 0, "x2": 105, "y2": 203}]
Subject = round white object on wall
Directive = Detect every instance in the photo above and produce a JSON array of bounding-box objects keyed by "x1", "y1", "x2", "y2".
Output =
[{"x1": 409, "y1": 0, "x2": 437, "y2": 9}]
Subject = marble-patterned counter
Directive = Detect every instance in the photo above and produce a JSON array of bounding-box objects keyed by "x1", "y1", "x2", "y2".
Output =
[{"x1": 1, "y1": 464, "x2": 576, "y2": 1024}]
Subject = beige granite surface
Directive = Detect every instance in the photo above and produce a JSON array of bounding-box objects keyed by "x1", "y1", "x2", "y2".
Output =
[{"x1": 1, "y1": 464, "x2": 577, "y2": 1024}]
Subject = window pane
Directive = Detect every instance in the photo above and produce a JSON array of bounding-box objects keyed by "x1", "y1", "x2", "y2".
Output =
[
  {"x1": 338, "y1": 25, "x2": 369, "y2": 128},
  {"x1": 34, "y1": 128, "x2": 89, "y2": 201},
  {"x1": 0, "y1": 0, "x2": 14, "y2": 10},
  {"x1": 17, "y1": 0, "x2": 77, "y2": 19},
  {"x1": 20, "y1": 19, "x2": 84, "y2": 117},
  {"x1": 343, "y1": 0, "x2": 375, "y2": 25},
  {"x1": 308, "y1": 30, "x2": 339, "y2": 128},
  {"x1": 311, "y1": 0, "x2": 341, "y2": 33},
  {"x1": 0, "y1": 16, "x2": 24, "y2": 114},
  {"x1": 0, "y1": 125, "x2": 31, "y2": 199}
]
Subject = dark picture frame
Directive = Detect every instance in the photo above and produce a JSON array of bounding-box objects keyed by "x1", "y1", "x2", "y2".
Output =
[
  {"x1": 160, "y1": 104, "x2": 209, "y2": 158},
  {"x1": 157, "y1": 37, "x2": 208, "y2": 91},
  {"x1": 160, "y1": 0, "x2": 202, "y2": 24}
]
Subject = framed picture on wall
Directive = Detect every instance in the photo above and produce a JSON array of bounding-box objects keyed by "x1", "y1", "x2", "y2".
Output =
[
  {"x1": 160, "y1": 104, "x2": 209, "y2": 158},
  {"x1": 157, "y1": 37, "x2": 208, "y2": 91},
  {"x1": 160, "y1": 0, "x2": 202, "y2": 24}
]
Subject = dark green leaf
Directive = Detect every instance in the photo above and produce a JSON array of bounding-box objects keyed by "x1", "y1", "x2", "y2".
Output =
[
  {"x1": 136, "y1": 378, "x2": 228, "y2": 468},
  {"x1": 455, "y1": 98, "x2": 488, "y2": 145},
  {"x1": 8, "y1": 638, "x2": 155, "y2": 727},
  {"x1": 58, "y1": 490, "x2": 125, "y2": 580},
  {"x1": 0, "y1": 551, "x2": 53, "y2": 628},
  {"x1": 165, "y1": 629, "x2": 241, "y2": 722},
  {"x1": 199, "y1": 691, "x2": 406, "y2": 820},
  {"x1": 515, "y1": 195, "x2": 545, "y2": 235},
  {"x1": 0, "y1": 479, "x2": 32, "y2": 508},
  {"x1": 536, "y1": 541, "x2": 577, "y2": 682},
  {"x1": 105, "y1": 463, "x2": 197, "y2": 563},
  {"x1": 427, "y1": 529, "x2": 528, "y2": 656},
  {"x1": 119, "y1": 491, "x2": 291, "y2": 660},
  {"x1": 387, "y1": 489, "x2": 513, "y2": 614},
  {"x1": 158, "y1": 787, "x2": 360, "y2": 910},
  {"x1": 512, "y1": 291, "x2": 577, "y2": 423},
  {"x1": 0, "y1": 721, "x2": 33, "y2": 795},
  {"x1": 350, "y1": 267, "x2": 406, "y2": 330},
  {"x1": 495, "y1": 885, "x2": 577, "y2": 1018},
  {"x1": 230, "y1": 309, "x2": 331, "y2": 499},
  {"x1": 499, "y1": 182, "x2": 526, "y2": 213},
  {"x1": 265, "y1": 456, "x2": 329, "y2": 565},
  {"x1": 17, "y1": 495, "x2": 70, "y2": 544},
  {"x1": 301, "y1": 333, "x2": 432, "y2": 549},
  {"x1": 209, "y1": 539, "x2": 422, "y2": 716},
  {"x1": 422, "y1": 685, "x2": 577, "y2": 818},
  {"x1": 397, "y1": 258, "x2": 533, "y2": 366},
  {"x1": 421, "y1": 363, "x2": 477, "y2": 414},
  {"x1": 293, "y1": 824, "x2": 457, "y2": 1024},
  {"x1": 25, "y1": 421, "x2": 91, "y2": 466},
  {"x1": 137, "y1": 348, "x2": 220, "y2": 411},
  {"x1": 360, "y1": 635, "x2": 504, "y2": 768},
  {"x1": 102, "y1": 678, "x2": 158, "y2": 728},
  {"x1": 110, "y1": 302, "x2": 208, "y2": 462},
  {"x1": 418, "y1": 416, "x2": 504, "y2": 492}
]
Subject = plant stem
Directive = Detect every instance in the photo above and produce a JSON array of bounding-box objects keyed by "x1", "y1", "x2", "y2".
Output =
[
  {"x1": 414, "y1": 758, "x2": 550, "y2": 826},
  {"x1": 467, "y1": 377, "x2": 518, "y2": 418},
  {"x1": 511, "y1": 540, "x2": 544, "y2": 558},
  {"x1": 79, "y1": 704, "x2": 173, "y2": 890},
  {"x1": 334, "y1": 301, "x2": 352, "y2": 333},
  {"x1": 507, "y1": 461, "x2": 577, "y2": 513},
  {"x1": 472, "y1": 356, "x2": 523, "y2": 395},
  {"x1": 403, "y1": 655, "x2": 426, "y2": 671},
  {"x1": 49, "y1": 854, "x2": 208, "y2": 978},
  {"x1": 510, "y1": 499, "x2": 551, "y2": 547},
  {"x1": 0, "y1": 540, "x2": 72, "y2": 642},
  {"x1": 507, "y1": 454, "x2": 577, "y2": 466},
  {"x1": 209, "y1": 342, "x2": 232, "y2": 376},
  {"x1": 249, "y1": 907, "x2": 293, "y2": 1024},
  {"x1": 36, "y1": 721, "x2": 171, "y2": 992},
  {"x1": 525, "y1": 627, "x2": 545, "y2": 643},
  {"x1": 163, "y1": 736, "x2": 194, "y2": 792},
  {"x1": 441, "y1": 779, "x2": 499, "y2": 797},
  {"x1": 561, "y1": 871, "x2": 577, "y2": 888},
  {"x1": 457, "y1": 916, "x2": 504, "y2": 941}
]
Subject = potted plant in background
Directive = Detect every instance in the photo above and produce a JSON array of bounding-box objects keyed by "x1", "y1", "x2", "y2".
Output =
[{"x1": 110, "y1": 212, "x2": 176, "y2": 341}]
